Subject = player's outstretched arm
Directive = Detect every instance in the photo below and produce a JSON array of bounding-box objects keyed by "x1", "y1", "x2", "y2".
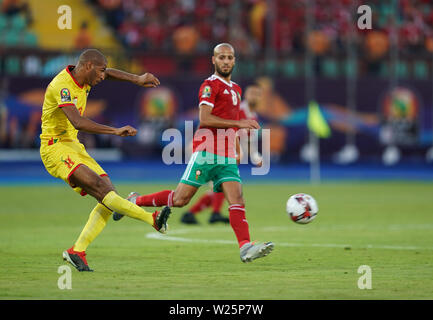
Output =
[
  {"x1": 199, "y1": 105, "x2": 261, "y2": 129},
  {"x1": 61, "y1": 105, "x2": 137, "y2": 136},
  {"x1": 105, "y1": 68, "x2": 160, "y2": 88}
]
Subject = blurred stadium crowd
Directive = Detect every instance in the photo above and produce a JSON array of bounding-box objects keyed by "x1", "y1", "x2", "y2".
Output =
[
  {"x1": 89, "y1": 0, "x2": 433, "y2": 76},
  {"x1": 92, "y1": 0, "x2": 433, "y2": 56},
  {"x1": 1, "y1": 0, "x2": 433, "y2": 75}
]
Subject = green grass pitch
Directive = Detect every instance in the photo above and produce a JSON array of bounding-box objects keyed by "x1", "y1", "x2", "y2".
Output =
[{"x1": 0, "y1": 182, "x2": 432, "y2": 299}]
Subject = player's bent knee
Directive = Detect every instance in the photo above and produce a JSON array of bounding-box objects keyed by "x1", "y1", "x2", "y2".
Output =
[
  {"x1": 94, "y1": 178, "x2": 115, "y2": 202},
  {"x1": 173, "y1": 196, "x2": 191, "y2": 208}
]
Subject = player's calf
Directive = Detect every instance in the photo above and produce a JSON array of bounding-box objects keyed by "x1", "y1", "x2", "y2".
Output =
[
  {"x1": 171, "y1": 183, "x2": 198, "y2": 208},
  {"x1": 172, "y1": 193, "x2": 192, "y2": 208}
]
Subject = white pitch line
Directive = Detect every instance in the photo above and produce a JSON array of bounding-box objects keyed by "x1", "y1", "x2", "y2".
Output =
[
  {"x1": 146, "y1": 228, "x2": 433, "y2": 251},
  {"x1": 147, "y1": 233, "x2": 236, "y2": 245}
]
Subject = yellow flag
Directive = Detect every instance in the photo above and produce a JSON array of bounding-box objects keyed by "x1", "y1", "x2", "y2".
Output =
[{"x1": 307, "y1": 101, "x2": 331, "y2": 138}]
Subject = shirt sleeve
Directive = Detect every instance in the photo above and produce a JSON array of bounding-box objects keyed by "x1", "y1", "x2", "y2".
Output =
[
  {"x1": 198, "y1": 80, "x2": 217, "y2": 108},
  {"x1": 54, "y1": 86, "x2": 75, "y2": 108}
]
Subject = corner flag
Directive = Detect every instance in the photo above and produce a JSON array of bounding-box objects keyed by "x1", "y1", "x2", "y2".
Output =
[{"x1": 307, "y1": 101, "x2": 331, "y2": 138}]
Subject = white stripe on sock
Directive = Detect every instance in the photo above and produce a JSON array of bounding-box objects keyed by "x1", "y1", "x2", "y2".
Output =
[
  {"x1": 168, "y1": 190, "x2": 174, "y2": 207},
  {"x1": 229, "y1": 204, "x2": 245, "y2": 211}
]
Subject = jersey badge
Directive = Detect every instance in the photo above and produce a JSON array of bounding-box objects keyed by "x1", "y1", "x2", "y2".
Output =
[
  {"x1": 60, "y1": 88, "x2": 71, "y2": 102},
  {"x1": 202, "y1": 86, "x2": 211, "y2": 98},
  {"x1": 195, "y1": 170, "x2": 202, "y2": 180}
]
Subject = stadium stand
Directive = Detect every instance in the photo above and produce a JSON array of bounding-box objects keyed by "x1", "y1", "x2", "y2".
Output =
[
  {"x1": 90, "y1": 0, "x2": 433, "y2": 57},
  {"x1": 23, "y1": 0, "x2": 119, "y2": 50},
  {"x1": 0, "y1": 0, "x2": 37, "y2": 47}
]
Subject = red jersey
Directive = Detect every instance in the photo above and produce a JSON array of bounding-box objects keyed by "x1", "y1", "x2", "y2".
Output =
[{"x1": 193, "y1": 74, "x2": 242, "y2": 158}]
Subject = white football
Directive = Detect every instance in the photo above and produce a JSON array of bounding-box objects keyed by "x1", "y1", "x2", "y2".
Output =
[{"x1": 286, "y1": 193, "x2": 318, "y2": 224}]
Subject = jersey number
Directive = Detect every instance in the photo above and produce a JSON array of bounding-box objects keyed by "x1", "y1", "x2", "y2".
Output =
[{"x1": 230, "y1": 90, "x2": 237, "y2": 105}]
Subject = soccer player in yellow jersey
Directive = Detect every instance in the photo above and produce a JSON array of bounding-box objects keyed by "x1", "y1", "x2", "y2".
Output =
[{"x1": 40, "y1": 49, "x2": 171, "y2": 272}]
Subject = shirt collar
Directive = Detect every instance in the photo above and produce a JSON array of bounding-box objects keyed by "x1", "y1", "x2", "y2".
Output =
[
  {"x1": 212, "y1": 74, "x2": 232, "y2": 87},
  {"x1": 66, "y1": 65, "x2": 84, "y2": 89}
]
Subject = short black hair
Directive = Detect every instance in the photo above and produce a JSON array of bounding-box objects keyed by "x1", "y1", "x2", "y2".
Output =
[{"x1": 77, "y1": 49, "x2": 107, "y2": 66}]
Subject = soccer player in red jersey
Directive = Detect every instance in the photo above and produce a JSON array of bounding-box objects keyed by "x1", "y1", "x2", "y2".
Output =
[
  {"x1": 113, "y1": 43, "x2": 274, "y2": 263},
  {"x1": 180, "y1": 84, "x2": 264, "y2": 225}
]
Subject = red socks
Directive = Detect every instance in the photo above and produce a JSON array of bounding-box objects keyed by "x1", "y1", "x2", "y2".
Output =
[
  {"x1": 189, "y1": 192, "x2": 225, "y2": 214},
  {"x1": 136, "y1": 190, "x2": 174, "y2": 207},
  {"x1": 135, "y1": 190, "x2": 225, "y2": 211},
  {"x1": 136, "y1": 190, "x2": 250, "y2": 248},
  {"x1": 190, "y1": 192, "x2": 213, "y2": 214},
  {"x1": 212, "y1": 192, "x2": 225, "y2": 213},
  {"x1": 229, "y1": 204, "x2": 250, "y2": 248}
]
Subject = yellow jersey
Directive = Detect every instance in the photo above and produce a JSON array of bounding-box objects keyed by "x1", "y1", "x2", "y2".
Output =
[{"x1": 40, "y1": 65, "x2": 91, "y2": 144}]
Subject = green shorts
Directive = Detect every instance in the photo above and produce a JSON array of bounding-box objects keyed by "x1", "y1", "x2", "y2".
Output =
[{"x1": 180, "y1": 151, "x2": 242, "y2": 192}]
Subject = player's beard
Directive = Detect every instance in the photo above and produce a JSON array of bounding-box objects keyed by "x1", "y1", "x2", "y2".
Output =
[{"x1": 215, "y1": 64, "x2": 233, "y2": 77}]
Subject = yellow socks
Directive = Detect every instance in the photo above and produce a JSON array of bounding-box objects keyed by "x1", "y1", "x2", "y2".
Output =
[
  {"x1": 73, "y1": 203, "x2": 112, "y2": 252},
  {"x1": 73, "y1": 192, "x2": 155, "y2": 252},
  {"x1": 102, "y1": 191, "x2": 154, "y2": 226}
]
